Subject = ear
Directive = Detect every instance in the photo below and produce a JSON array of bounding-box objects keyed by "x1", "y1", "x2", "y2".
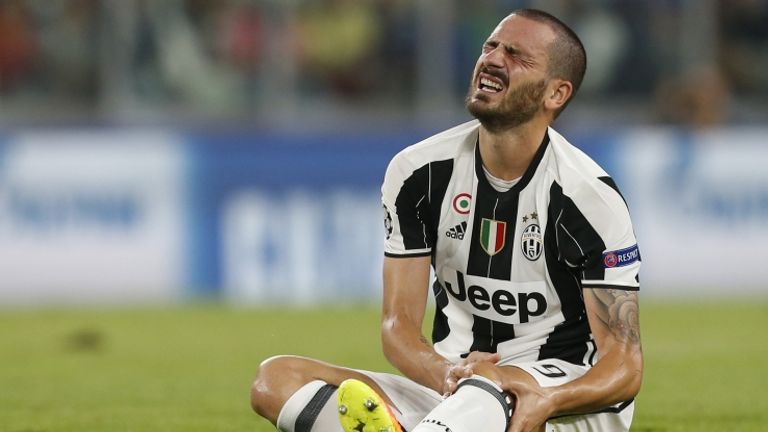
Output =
[{"x1": 544, "y1": 80, "x2": 573, "y2": 112}]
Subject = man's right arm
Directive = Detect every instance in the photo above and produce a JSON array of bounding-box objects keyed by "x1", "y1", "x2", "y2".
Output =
[
  {"x1": 381, "y1": 255, "x2": 454, "y2": 394},
  {"x1": 380, "y1": 150, "x2": 477, "y2": 394}
]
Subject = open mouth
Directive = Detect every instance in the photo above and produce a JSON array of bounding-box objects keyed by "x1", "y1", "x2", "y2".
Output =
[{"x1": 478, "y1": 74, "x2": 504, "y2": 93}]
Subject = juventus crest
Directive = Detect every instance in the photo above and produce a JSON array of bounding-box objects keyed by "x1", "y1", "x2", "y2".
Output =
[{"x1": 521, "y1": 223, "x2": 543, "y2": 261}]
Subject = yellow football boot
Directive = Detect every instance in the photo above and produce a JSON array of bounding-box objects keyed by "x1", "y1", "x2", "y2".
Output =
[{"x1": 337, "y1": 379, "x2": 402, "y2": 432}]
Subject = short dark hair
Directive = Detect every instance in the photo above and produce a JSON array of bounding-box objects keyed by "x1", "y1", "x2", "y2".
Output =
[{"x1": 513, "y1": 9, "x2": 587, "y2": 116}]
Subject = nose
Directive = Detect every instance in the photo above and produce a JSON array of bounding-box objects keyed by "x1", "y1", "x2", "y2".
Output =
[{"x1": 482, "y1": 46, "x2": 505, "y2": 69}]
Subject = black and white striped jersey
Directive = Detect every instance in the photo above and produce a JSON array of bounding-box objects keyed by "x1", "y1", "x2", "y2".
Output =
[{"x1": 381, "y1": 120, "x2": 640, "y2": 365}]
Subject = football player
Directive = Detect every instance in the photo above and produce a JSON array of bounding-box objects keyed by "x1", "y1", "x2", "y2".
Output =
[{"x1": 250, "y1": 8, "x2": 642, "y2": 432}]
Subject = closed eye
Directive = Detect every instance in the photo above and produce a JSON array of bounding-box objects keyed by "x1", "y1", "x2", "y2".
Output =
[
  {"x1": 482, "y1": 40, "x2": 538, "y2": 69},
  {"x1": 482, "y1": 41, "x2": 499, "y2": 53}
]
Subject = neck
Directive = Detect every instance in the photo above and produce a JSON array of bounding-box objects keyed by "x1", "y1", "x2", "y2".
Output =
[{"x1": 478, "y1": 118, "x2": 549, "y2": 181}]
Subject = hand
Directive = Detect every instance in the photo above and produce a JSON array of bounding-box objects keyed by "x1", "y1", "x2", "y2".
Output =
[
  {"x1": 442, "y1": 351, "x2": 501, "y2": 396},
  {"x1": 503, "y1": 376, "x2": 555, "y2": 432}
]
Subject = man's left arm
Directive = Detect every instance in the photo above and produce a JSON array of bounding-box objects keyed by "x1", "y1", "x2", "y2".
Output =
[
  {"x1": 468, "y1": 287, "x2": 642, "y2": 432},
  {"x1": 524, "y1": 287, "x2": 643, "y2": 412},
  {"x1": 532, "y1": 174, "x2": 643, "y2": 414}
]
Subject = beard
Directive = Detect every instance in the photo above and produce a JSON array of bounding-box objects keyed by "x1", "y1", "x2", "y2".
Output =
[{"x1": 466, "y1": 78, "x2": 547, "y2": 132}]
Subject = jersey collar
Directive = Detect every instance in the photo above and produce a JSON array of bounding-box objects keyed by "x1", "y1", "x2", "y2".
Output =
[{"x1": 474, "y1": 130, "x2": 551, "y2": 198}]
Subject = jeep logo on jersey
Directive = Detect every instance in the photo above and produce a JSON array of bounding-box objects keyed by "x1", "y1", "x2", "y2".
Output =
[
  {"x1": 442, "y1": 270, "x2": 547, "y2": 323},
  {"x1": 480, "y1": 218, "x2": 506, "y2": 255},
  {"x1": 521, "y1": 224, "x2": 542, "y2": 261}
]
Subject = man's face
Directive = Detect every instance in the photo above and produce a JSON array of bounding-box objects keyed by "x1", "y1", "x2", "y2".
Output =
[{"x1": 466, "y1": 15, "x2": 556, "y2": 131}]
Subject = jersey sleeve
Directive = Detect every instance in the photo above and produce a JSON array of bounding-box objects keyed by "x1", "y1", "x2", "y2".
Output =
[
  {"x1": 381, "y1": 152, "x2": 435, "y2": 257},
  {"x1": 553, "y1": 177, "x2": 640, "y2": 290}
]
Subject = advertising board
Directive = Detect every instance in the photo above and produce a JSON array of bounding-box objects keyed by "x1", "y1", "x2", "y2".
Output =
[{"x1": 0, "y1": 130, "x2": 186, "y2": 304}]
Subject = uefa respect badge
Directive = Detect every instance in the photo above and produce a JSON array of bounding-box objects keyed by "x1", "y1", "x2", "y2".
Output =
[{"x1": 602, "y1": 244, "x2": 640, "y2": 268}]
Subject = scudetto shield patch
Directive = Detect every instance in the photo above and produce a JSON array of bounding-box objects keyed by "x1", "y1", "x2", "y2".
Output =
[
  {"x1": 521, "y1": 223, "x2": 543, "y2": 261},
  {"x1": 480, "y1": 218, "x2": 506, "y2": 256}
]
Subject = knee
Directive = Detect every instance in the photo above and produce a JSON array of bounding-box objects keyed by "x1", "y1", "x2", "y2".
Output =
[
  {"x1": 250, "y1": 355, "x2": 291, "y2": 415},
  {"x1": 471, "y1": 362, "x2": 503, "y2": 384},
  {"x1": 250, "y1": 355, "x2": 310, "y2": 416}
]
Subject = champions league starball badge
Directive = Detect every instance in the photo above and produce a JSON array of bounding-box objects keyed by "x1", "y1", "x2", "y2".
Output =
[{"x1": 383, "y1": 204, "x2": 393, "y2": 240}]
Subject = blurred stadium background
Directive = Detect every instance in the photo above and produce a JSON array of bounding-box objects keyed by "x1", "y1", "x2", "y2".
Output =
[
  {"x1": 1, "y1": 0, "x2": 767, "y2": 431},
  {"x1": 1, "y1": 0, "x2": 767, "y2": 305}
]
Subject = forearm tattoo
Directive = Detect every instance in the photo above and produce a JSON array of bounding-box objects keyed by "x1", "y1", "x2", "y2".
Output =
[{"x1": 589, "y1": 289, "x2": 641, "y2": 345}]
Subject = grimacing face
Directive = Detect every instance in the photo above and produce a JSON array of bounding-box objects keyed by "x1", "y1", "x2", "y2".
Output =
[
  {"x1": 466, "y1": 74, "x2": 548, "y2": 131},
  {"x1": 465, "y1": 15, "x2": 556, "y2": 131}
]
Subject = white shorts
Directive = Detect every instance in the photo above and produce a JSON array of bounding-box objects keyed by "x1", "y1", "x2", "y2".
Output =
[
  {"x1": 358, "y1": 370, "x2": 443, "y2": 430},
  {"x1": 513, "y1": 359, "x2": 634, "y2": 432},
  {"x1": 360, "y1": 358, "x2": 634, "y2": 432}
]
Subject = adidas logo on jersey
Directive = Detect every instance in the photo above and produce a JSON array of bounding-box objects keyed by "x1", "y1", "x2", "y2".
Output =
[{"x1": 445, "y1": 221, "x2": 468, "y2": 240}]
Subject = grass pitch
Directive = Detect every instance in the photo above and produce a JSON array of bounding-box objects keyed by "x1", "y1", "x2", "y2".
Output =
[{"x1": 1, "y1": 300, "x2": 766, "y2": 431}]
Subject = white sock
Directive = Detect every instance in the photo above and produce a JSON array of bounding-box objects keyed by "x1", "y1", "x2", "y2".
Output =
[
  {"x1": 276, "y1": 380, "x2": 342, "y2": 432},
  {"x1": 412, "y1": 375, "x2": 512, "y2": 432}
]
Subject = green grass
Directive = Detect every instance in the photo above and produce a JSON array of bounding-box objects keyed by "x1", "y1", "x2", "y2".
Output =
[{"x1": 0, "y1": 300, "x2": 766, "y2": 431}]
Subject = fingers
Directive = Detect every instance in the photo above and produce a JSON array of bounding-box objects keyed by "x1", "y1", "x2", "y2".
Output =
[
  {"x1": 507, "y1": 409, "x2": 543, "y2": 432},
  {"x1": 442, "y1": 377, "x2": 456, "y2": 398},
  {"x1": 455, "y1": 364, "x2": 474, "y2": 377},
  {"x1": 443, "y1": 364, "x2": 474, "y2": 397},
  {"x1": 507, "y1": 416, "x2": 545, "y2": 432},
  {"x1": 507, "y1": 417, "x2": 523, "y2": 432},
  {"x1": 466, "y1": 351, "x2": 501, "y2": 363},
  {"x1": 442, "y1": 351, "x2": 501, "y2": 398}
]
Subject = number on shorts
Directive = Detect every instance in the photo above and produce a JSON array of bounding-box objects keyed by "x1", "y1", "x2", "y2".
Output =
[{"x1": 532, "y1": 363, "x2": 566, "y2": 378}]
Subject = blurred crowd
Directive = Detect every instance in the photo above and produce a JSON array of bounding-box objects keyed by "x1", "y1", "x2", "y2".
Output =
[{"x1": 0, "y1": 0, "x2": 767, "y2": 127}]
